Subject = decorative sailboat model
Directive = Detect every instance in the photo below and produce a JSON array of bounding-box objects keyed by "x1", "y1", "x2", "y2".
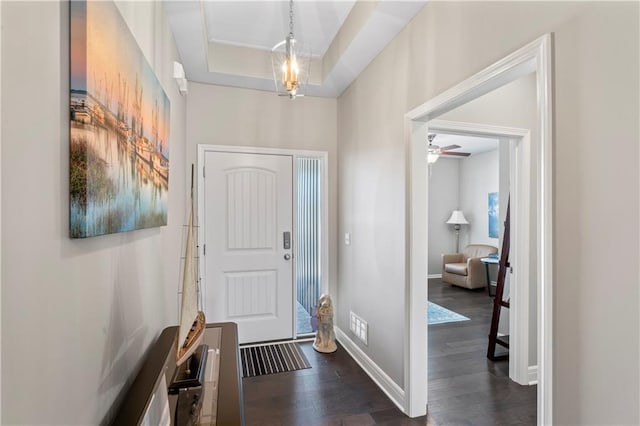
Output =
[
  {"x1": 176, "y1": 165, "x2": 206, "y2": 366},
  {"x1": 168, "y1": 166, "x2": 209, "y2": 426},
  {"x1": 175, "y1": 177, "x2": 206, "y2": 366}
]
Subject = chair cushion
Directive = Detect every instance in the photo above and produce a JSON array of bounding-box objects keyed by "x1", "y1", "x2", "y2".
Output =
[
  {"x1": 444, "y1": 262, "x2": 467, "y2": 275},
  {"x1": 462, "y1": 244, "x2": 498, "y2": 260}
]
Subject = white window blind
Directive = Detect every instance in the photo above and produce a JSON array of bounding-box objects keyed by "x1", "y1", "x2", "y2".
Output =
[{"x1": 296, "y1": 157, "x2": 322, "y2": 317}]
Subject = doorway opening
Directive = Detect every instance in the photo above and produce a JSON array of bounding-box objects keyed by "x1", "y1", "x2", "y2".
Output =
[
  {"x1": 427, "y1": 117, "x2": 534, "y2": 384},
  {"x1": 404, "y1": 34, "x2": 553, "y2": 424}
]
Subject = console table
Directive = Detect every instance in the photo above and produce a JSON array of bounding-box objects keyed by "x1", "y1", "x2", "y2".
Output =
[{"x1": 111, "y1": 322, "x2": 245, "y2": 425}]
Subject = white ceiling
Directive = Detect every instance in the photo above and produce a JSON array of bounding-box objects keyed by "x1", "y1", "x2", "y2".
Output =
[
  {"x1": 431, "y1": 134, "x2": 499, "y2": 157},
  {"x1": 203, "y1": 1, "x2": 356, "y2": 57},
  {"x1": 164, "y1": 1, "x2": 427, "y2": 98}
]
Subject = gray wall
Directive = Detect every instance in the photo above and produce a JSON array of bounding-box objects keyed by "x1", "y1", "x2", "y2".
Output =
[
  {"x1": 440, "y1": 73, "x2": 537, "y2": 128},
  {"x1": 427, "y1": 158, "x2": 459, "y2": 275},
  {"x1": 459, "y1": 149, "x2": 499, "y2": 249},
  {"x1": 337, "y1": 2, "x2": 639, "y2": 423},
  {"x1": 1, "y1": 2, "x2": 187, "y2": 424}
]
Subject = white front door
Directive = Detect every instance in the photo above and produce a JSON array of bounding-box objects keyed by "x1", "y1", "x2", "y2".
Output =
[{"x1": 203, "y1": 151, "x2": 294, "y2": 344}]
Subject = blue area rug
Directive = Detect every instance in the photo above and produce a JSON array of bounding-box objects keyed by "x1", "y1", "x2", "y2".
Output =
[{"x1": 428, "y1": 301, "x2": 470, "y2": 325}]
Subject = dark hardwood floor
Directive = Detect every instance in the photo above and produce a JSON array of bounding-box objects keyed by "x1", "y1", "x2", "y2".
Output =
[
  {"x1": 427, "y1": 277, "x2": 536, "y2": 425},
  {"x1": 242, "y1": 340, "x2": 430, "y2": 425},
  {"x1": 241, "y1": 278, "x2": 536, "y2": 425}
]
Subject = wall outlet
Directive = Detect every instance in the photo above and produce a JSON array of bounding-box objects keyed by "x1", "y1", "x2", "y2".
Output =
[
  {"x1": 349, "y1": 311, "x2": 368, "y2": 345},
  {"x1": 344, "y1": 232, "x2": 351, "y2": 245}
]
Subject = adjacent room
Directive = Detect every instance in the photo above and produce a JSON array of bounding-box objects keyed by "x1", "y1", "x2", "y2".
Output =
[
  {"x1": 1, "y1": 1, "x2": 638, "y2": 425},
  {"x1": 426, "y1": 132, "x2": 532, "y2": 422}
]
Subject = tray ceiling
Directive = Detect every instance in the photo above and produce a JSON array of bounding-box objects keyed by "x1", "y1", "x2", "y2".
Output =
[{"x1": 164, "y1": 1, "x2": 427, "y2": 98}]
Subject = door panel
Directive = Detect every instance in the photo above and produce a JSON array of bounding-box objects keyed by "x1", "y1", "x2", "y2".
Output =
[
  {"x1": 204, "y1": 151, "x2": 293, "y2": 344},
  {"x1": 226, "y1": 270, "x2": 277, "y2": 318},
  {"x1": 226, "y1": 169, "x2": 276, "y2": 250}
]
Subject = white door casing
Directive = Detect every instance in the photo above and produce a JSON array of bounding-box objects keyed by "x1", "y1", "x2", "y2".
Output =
[
  {"x1": 404, "y1": 34, "x2": 553, "y2": 423},
  {"x1": 203, "y1": 151, "x2": 294, "y2": 344}
]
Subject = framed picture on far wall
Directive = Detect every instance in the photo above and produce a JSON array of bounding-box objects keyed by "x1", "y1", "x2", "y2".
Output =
[
  {"x1": 69, "y1": 0, "x2": 170, "y2": 238},
  {"x1": 488, "y1": 192, "x2": 499, "y2": 238}
]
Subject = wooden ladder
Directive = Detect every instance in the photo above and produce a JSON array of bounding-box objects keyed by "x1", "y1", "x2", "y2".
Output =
[{"x1": 487, "y1": 198, "x2": 511, "y2": 361}]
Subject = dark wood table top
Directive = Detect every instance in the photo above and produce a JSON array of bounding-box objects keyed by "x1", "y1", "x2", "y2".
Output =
[{"x1": 110, "y1": 322, "x2": 244, "y2": 426}]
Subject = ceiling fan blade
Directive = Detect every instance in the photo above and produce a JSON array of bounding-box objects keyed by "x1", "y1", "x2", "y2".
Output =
[
  {"x1": 441, "y1": 151, "x2": 471, "y2": 157},
  {"x1": 439, "y1": 144, "x2": 461, "y2": 151}
]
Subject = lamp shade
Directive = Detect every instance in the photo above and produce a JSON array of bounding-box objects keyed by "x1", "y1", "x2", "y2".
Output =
[{"x1": 446, "y1": 210, "x2": 469, "y2": 225}]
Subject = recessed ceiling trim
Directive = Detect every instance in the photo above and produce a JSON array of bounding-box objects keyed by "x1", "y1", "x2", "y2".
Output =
[
  {"x1": 165, "y1": 0, "x2": 427, "y2": 98},
  {"x1": 202, "y1": 0, "x2": 356, "y2": 58},
  {"x1": 321, "y1": 1, "x2": 377, "y2": 78},
  {"x1": 207, "y1": 41, "x2": 324, "y2": 84}
]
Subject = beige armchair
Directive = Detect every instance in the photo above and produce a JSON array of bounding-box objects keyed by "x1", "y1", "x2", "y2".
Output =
[{"x1": 442, "y1": 244, "x2": 498, "y2": 289}]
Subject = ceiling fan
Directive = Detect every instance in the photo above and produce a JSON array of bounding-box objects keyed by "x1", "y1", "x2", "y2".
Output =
[{"x1": 427, "y1": 134, "x2": 471, "y2": 163}]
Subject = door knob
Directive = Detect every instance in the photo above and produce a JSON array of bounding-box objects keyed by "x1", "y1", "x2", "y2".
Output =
[{"x1": 284, "y1": 253, "x2": 291, "y2": 260}]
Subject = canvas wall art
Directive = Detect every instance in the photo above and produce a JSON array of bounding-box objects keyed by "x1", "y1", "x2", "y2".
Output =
[
  {"x1": 70, "y1": 0, "x2": 170, "y2": 238},
  {"x1": 488, "y1": 192, "x2": 499, "y2": 238}
]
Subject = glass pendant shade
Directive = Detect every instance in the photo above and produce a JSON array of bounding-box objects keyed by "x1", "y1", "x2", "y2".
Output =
[
  {"x1": 282, "y1": 35, "x2": 299, "y2": 93},
  {"x1": 427, "y1": 152, "x2": 439, "y2": 164},
  {"x1": 271, "y1": 1, "x2": 311, "y2": 99}
]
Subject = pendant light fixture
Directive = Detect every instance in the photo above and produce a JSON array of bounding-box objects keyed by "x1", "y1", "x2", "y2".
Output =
[{"x1": 271, "y1": 0, "x2": 311, "y2": 99}]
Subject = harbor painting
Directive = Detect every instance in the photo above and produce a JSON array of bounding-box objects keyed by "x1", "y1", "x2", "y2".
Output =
[
  {"x1": 70, "y1": 0, "x2": 170, "y2": 238},
  {"x1": 488, "y1": 192, "x2": 499, "y2": 239}
]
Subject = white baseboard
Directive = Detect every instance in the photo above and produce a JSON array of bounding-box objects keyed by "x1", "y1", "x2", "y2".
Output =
[
  {"x1": 528, "y1": 365, "x2": 538, "y2": 385},
  {"x1": 335, "y1": 327, "x2": 405, "y2": 412},
  {"x1": 427, "y1": 274, "x2": 442, "y2": 279}
]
